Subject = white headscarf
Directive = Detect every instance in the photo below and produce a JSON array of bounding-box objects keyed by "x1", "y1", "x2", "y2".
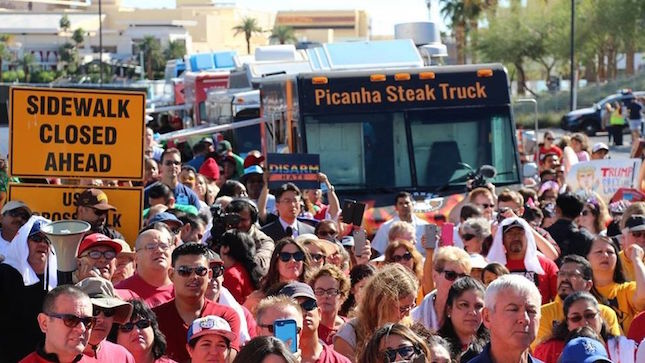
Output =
[
  {"x1": 4, "y1": 215, "x2": 58, "y2": 290},
  {"x1": 487, "y1": 217, "x2": 545, "y2": 275}
]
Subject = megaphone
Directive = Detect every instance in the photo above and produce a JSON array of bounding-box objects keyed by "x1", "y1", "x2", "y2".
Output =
[{"x1": 41, "y1": 220, "x2": 91, "y2": 272}]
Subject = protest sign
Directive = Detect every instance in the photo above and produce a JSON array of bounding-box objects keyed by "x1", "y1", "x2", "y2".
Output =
[
  {"x1": 566, "y1": 159, "x2": 642, "y2": 202},
  {"x1": 8, "y1": 183, "x2": 143, "y2": 244},
  {"x1": 267, "y1": 153, "x2": 320, "y2": 190}
]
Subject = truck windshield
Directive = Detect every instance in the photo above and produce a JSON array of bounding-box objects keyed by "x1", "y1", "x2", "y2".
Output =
[{"x1": 303, "y1": 105, "x2": 519, "y2": 192}]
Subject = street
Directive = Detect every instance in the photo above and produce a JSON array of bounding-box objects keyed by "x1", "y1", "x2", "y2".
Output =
[{"x1": 543, "y1": 128, "x2": 634, "y2": 160}]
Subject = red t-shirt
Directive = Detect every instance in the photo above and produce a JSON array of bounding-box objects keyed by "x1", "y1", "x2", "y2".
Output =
[
  {"x1": 533, "y1": 339, "x2": 565, "y2": 363},
  {"x1": 318, "y1": 317, "x2": 347, "y2": 346},
  {"x1": 153, "y1": 298, "x2": 241, "y2": 363},
  {"x1": 223, "y1": 262, "x2": 255, "y2": 304},
  {"x1": 116, "y1": 273, "x2": 174, "y2": 308},
  {"x1": 628, "y1": 311, "x2": 645, "y2": 343},
  {"x1": 316, "y1": 342, "x2": 352, "y2": 363},
  {"x1": 20, "y1": 352, "x2": 92, "y2": 363},
  {"x1": 505, "y1": 254, "x2": 559, "y2": 305},
  {"x1": 242, "y1": 305, "x2": 257, "y2": 339},
  {"x1": 83, "y1": 341, "x2": 135, "y2": 362}
]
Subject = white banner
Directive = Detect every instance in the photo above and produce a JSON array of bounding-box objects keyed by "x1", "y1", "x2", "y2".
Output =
[{"x1": 566, "y1": 159, "x2": 642, "y2": 202}]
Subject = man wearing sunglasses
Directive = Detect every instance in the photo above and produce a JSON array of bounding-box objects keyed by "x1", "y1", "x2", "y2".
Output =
[
  {"x1": 0, "y1": 217, "x2": 58, "y2": 362},
  {"x1": 23, "y1": 286, "x2": 93, "y2": 363},
  {"x1": 279, "y1": 282, "x2": 351, "y2": 363},
  {"x1": 76, "y1": 277, "x2": 134, "y2": 361},
  {"x1": 153, "y1": 242, "x2": 241, "y2": 362},
  {"x1": 0, "y1": 200, "x2": 32, "y2": 259},
  {"x1": 144, "y1": 148, "x2": 201, "y2": 210},
  {"x1": 75, "y1": 188, "x2": 124, "y2": 241}
]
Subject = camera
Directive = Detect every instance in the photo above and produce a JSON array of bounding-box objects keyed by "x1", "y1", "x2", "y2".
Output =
[
  {"x1": 209, "y1": 204, "x2": 241, "y2": 245},
  {"x1": 466, "y1": 165, "x2": 497, "y2": 192}
]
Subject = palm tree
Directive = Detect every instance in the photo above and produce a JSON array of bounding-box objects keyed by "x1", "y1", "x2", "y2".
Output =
[
  {"x1": 137, "y1": 36, "x2": 163, "y2": 79},
  {"x1": 19, "y1": 53, "x2": 36, "y2": 82},
  {"x1": 232, "y1": 17, "x2": 263, "y2": 54},
  {"x1": 0, "y1": 34, "x2": 13, "y2": 82},
  {"x1": 59, "y1": 14, "x2": 71, "y2": 34},
  {"x1": 269, "y1": 25, "x2": 297, "y2": 45},
  {"x1": 164, "y1": 40, "x2": 186, "y2": 61},
  {"x1": 72, "y1": 28, "x2": 84, "y2": 46},
  {"x1": 440, "y1": 0, "x2": 467, "y2": 64}
]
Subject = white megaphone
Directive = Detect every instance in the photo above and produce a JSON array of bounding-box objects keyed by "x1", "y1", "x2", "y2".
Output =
[{"x1": 41, "y1": 220, "x2": 91, "y2": 272}]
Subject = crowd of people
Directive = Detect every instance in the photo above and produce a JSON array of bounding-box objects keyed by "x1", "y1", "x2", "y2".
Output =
[{"x1": 1, "y1": 129, "x2": 645, "y2": 363}]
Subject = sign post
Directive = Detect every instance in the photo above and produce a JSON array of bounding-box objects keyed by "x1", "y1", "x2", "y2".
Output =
[{"x1": 9, "y1": 87, "x2": 145, "y2": 179}]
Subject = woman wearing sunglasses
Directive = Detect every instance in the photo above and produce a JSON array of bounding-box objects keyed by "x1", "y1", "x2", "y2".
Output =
[
  {"x1": 299, "y1": 234, "x2": 337, "y2": 270},
  {"x1": 244, "y1": 237, "x2": 312, "y2": 313},
  {"x1": 109, "y1": 299, "x2": 176, "y2": 363},
  {"x1": 575, "y1": 194, "x2": 610, "y2": 236},
  {"x1": 384, "y1": 239, "x2": 424, "y2": 303},
  {"x1": 586, "y1": 236, "x2": 645, "y2": 333},
  {"x1": 217, "y1": 230, "x2": 263, "y2": 305},
  {"x1": 533, "y1": 292, "x2": 628, "y2": 363},
  {"x1": 436, "y1": 277, "x2": 488, "y2": 362},
  {"x1": 357, "y1": 323, "x2": 430, "y2": 363},
  {"x1": 459, "y1": 218, "x2": 491, "y2": 255},
  {"x1": 335, "y1": 264, "x2": 419, "y2": 362}
]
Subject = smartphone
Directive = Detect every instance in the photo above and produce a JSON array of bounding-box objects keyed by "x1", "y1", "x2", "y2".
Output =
[
  {"x1": 440, "y1": 223, "x2": 454, "y2": 247},
  {"x1": 423, "y1": 224, "x2": 438, "y2": 249},
  {"x1": 273, "y1": 319, "x2": 298, "y2": 353},
  {"x1": 342, "y1": 200, "x2": 366, "y2": 226},
  {"x1": 353, "y1": 229, "x2": 367, "y2": 257}
]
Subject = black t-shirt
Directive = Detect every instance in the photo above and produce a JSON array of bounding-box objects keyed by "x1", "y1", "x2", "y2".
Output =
[{"x1": 627, "y1": 101, "x2": 643, "y2": 120}]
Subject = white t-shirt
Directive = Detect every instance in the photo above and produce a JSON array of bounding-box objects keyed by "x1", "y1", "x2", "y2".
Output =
[
  {"x1": 411, "y1": 289, "x2": 440, "y2": 331},
  {"x1": 0, "y1": 233, "x2": 11, "y2": 262}
]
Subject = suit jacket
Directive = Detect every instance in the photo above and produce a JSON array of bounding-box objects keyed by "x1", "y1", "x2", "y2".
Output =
[{"x1": 261, "y1": 219, "x2": 315, "y2": 242}]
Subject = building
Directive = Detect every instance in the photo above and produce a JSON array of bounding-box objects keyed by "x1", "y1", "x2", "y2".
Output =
[{"x1": 274, "y1": 10, "x2": 369, "y2": 43}]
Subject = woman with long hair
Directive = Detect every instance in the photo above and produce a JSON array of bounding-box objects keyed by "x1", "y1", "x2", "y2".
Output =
[
  {"x1": 217, "y1": 230, "x2": 264, "y2": 304},
  {"x1": 586, "y1": 236, "x2": 645, "y2": 333},
  {"x1": 533, "y1": 292, "x2": 623, "y2": 363},
  {"x1": 338, "y1": 264, "x2": 376, "y2": 317},
  {"x1": 108, "y1": 299, "x2": 175, "y2": 363},
  {"x1": 384, "y1": 239, "x2": 424, "y2": 283},
  {"x1": 243, "y1": 237, "x2": 313, "y2": 313},
  {"x1": 309, "y1": 264, "x2": 351, "y2": 345},
  {"x1": 570, "y1": 133, "x2": 591, "y2": 162},
  {"x1": 576, "y1": 193, "x2": 610, "y2": 236},
  {"x1": 334, "y1": 264, "x2": 419, "y2": 362},
  {"x1": 358, "y1": 323, "x2": 431, "y2": 363},
  {"x1": 436, "y1": 277, "x2": 489, "y2": 362},
  {"x1": 193, "y1": 174, "x2": 213, "y2": 208}
]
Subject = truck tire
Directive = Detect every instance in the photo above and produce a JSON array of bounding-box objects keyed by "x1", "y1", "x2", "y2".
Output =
[{"x1": 583, "y1": 121, "x2": 597, "y2": 136}]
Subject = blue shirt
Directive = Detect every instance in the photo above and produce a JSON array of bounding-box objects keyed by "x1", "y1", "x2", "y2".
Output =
[
  {"x1": 144, "y1": 182, "x2": 202, "y2": 210},
  {"x1": 467, "y1": 343, "x2": 543, "y2": 363}
]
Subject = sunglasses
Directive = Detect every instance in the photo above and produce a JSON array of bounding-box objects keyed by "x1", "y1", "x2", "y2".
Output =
[
  {"x1": 93, "y1": 306, "x2": 117, "y2": 317},
  {"x1": 310, "y1": 253, "x2": 326, "y2": 262},
  {"x1": 567, "y1": 311, "x2": 598, "y2": 323},
  {"x1": 300, "y1": 299, "x2": 318, "y2": 312},
  {"x1": 119, "y1": 319, "x2": 151, "y2": 332},
  {"x1": 632, "y1": 231, "x2": 645, "y2": 238},
  {"x1": 438, "y1": 269, "x2": 467, "y2": 281},
  {"x1": 29, "y1": 234, "x2": 50, "y2": 244},
  {"x1": 318, "y1": 230, "x2": 338, "y2": 238},
  {"x1": 176, "y1": 265, "x2": 209, "y2": 277},
  {"x1": 210, "y1": 264, "x2": 225, "y2": 278},
  {"x1": 546, "y1": 137, "x2": 555, "y2": 141},
  {"x1": 47, "y1": 313, "x2": 96, "y2": 329},
  {"x1": 382, "y1": 345, "x2": 418, "y2": 362},
  {"x1": 462, "y1": 234, "x2": 476, "y2": 241},
  {"x1": 258, "y1": 324, "x2": 303, "y2": 334},
  {"x1": 392, "y1": 252, "x2": 413, "y2": 263},
  {"x1": 480, "y1": 203, "x2": 494, "y2": 209},
  {"x1": 278, "y1": 251, "x2": 305, "y2": 262},
  {"x1": 82, "y1": 250, "x2": 117, "y2": 260}
]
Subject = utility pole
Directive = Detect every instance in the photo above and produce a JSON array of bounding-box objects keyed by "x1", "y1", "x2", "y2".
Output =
[
  {"x1": 99, "y1": 0, "x2": 103, "y2": 85},
  {"x1": 569, "y1": 0, "x2": 577, "y2": 111}
]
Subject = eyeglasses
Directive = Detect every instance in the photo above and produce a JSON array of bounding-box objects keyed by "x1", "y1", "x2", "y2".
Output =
[
  {"x1": 210, "y1": 264, "x2": 225, "y2": 277},
  {"x1": 138, "y1": 242, "x2": 171, "y2": 252},
  {"x1": 567, "y1": 311, "x2": 598, "y2": 323},
  {"x1": 546, "y1": 137, "x2": 555, "y2": 141},
  {"x1": 462, "y1": 234, "x2": 476, "y2": 241},
  {"x1": 558, "y1": 270, "x2": 584, "y2": 279},
  {"x1": 176, "y1": 265, "x2": 209, "y2": 277},
  {"x1": 310, "y1": 253, "x2": 326, "y2": 262},
  {"x1": 382, "y1": 345, "x2": 418, "y2": 362},
  {"x1": 91, "y1": 208, "x2": 109, "y2": 216},
  {"x1": 164, "y1": 160, "x2": 181, "y2": 166},
  {"x1": 82, "y1": 250, "x2": 117, "y2": 260},
  {"x1": 258, "y1": 324, "x2": 302, "y2": 334},
  {"x1": 93, "y1": 306, "x2": 116, "y2": 317},
  {"x1": 632, "y1": 231, "x2": 645, "y2": 238},
  {"x1": 314, "y1": 288, "x2": 341, "y2": 297},
  {"x1": 300, "y1": 299, "x2": 318, "y2": 312},
  {"x1": 47, "y1": 313, "x2": 96, "y2": 329},
  {"x1": 392, "y1": 252, "x2": 413, "y2": 263},
  {"x1": 479, "y1": 203, "x2": 494, "y2": 209},
  {"x1": 318, "y1": 230, "x2": 338, "y2": 238},
  {"x1": 119, "y1": 319, "x2": 151, "y2": 332},
  {"x1": 29, "y1": 234, "x2": 50, "y2": 244},
  {"x1": 278, "y1": 251, "x2": 305, "y2": 262},
  {"x1": 438, "y1": 269, "x2": 467, "y2": 281},
  {"x1": 399, "y1": 303, "x2": 416, "y2": 315}
]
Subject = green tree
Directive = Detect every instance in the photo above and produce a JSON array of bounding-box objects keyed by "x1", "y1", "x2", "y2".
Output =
[
  {"x1": 136, "y1": 36, "x2": 163, "y2": 79},
  {"x1": 59, "y1": 14, "x2": 71, "y2": 33},
  {"x1": 164, "y1": 40, "x2": 186, "y2": 61},
  {"x1": 72, "y1": 28, "x2": 84, "y2": 46},
  {"x1": 440, "y1": 0, "x2": 467, "y2": 64},
  {"x1": 59, "y1": 42, "x2": 78, "y2": 74},
  {"x1": 0, "y1": 34, "x2": 14, "y2": 83},
  {"x1": 18, "y1": 53, "x2": 36, "y2": 82},
  {"x1": 232, "y1": 17, "x2": 263, "y2": 55},
  {"x1": 269, "y1": 25, "x2": 297, "y2": 45}
]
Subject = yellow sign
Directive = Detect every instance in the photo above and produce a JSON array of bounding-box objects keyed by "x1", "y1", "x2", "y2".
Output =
[
  {"x1": 8, "y1": 184, "x2": 143, "y2": 245},
  {"x1": 9, "y1": 87, "x2": 145, "y2": 179}
]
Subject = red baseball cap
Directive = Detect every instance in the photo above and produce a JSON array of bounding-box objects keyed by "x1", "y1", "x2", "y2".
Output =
[
  {"x1": 243, "y1": 151, "x2": 265, "y2": 168},
  {"x1": 77, "y1": 233, "x2": 122, "y2": 257}
]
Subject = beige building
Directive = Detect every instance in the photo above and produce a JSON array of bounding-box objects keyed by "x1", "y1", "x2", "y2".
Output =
[
  {"x1": 0, "y1": 0, "x2": 275, "y2": 70},
  {"x1": 275, "y1": 10, "x2": 369, "y2": 44}
]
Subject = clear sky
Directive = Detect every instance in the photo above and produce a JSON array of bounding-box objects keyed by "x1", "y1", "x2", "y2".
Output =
[{"x1": 120, "y1": 0, "x2": 447, "y2": 35}]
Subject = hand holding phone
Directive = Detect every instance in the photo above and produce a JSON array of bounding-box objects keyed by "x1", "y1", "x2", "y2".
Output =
[
  {"x1": 423, "y1": 224, "x2": 438, "y2": 250},
  {"x1": 273, "y1": 319, "x2": 298, "y2": 353},
  {"x1": 440, "y1": 223, "x2": 454, "y2": 247},
  {"x1": 353, "y1": 229, "x2": 367, "y2": 257}
]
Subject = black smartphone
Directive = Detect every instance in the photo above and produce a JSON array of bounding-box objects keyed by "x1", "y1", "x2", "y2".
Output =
[{"x1": 342, "y1": 199, "x2": 366, "y2": 226}]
